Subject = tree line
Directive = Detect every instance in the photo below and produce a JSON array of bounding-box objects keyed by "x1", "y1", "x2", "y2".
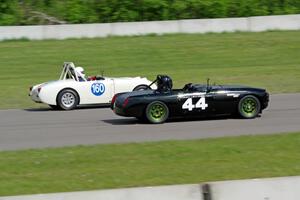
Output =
[{"x1": 1, "y1": 0, "x2": 299, "y2": 25}]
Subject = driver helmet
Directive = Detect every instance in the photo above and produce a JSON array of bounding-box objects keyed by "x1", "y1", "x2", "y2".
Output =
[
  {"x1": 157, "y1": 75, "x2": 173, "y2": 92},
  {"x1": 75, "y1": 66, "x2": 85, "y2": 78}
]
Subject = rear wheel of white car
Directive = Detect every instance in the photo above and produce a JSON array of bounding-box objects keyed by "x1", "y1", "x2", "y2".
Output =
[
  {"x1": 57, "y1": 89, "x2": 79, "y2": 110},
  {"x1": 133, "y1": 84, "x2": 151, "y2": 91}
]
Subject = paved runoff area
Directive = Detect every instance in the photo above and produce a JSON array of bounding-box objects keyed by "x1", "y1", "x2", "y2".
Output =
[{"x1": 0, "y1": 93, "x2": 300, "y2": 151}]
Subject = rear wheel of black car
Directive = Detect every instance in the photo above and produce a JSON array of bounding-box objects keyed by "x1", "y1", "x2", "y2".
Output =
[
  {"x1": 238, "y1": 95, "x2": 261, "y2": 119},
  {"x1": 146, "y1": 101, "x2": 169, "y2": 124}
]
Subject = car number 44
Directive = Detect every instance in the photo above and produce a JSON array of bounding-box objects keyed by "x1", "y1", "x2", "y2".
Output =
[{"x1": 182, "y1": 97, "x2": 208, "y2": 111}]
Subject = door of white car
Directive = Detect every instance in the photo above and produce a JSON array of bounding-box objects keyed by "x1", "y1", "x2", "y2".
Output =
[{"x1": 75, "y1": 79, "x2": 114, "y2": 104}]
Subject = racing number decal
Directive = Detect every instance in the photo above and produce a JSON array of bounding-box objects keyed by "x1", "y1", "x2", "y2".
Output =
[
  {"x1": 91, "y1": 83, "x2": 105, "y2": 96},
  {"x1": 182, "y1": 97, "x2": 208, "y2": 111}
]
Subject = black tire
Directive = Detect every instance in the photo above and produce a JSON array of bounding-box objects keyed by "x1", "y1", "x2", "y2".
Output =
[
  {"x1": 238, "y1": 95, "x2": 261, "y2": 119},
  {"x1": 133, "y1": 84, "x2": 151, "y2": 91},
  {"x1": 57, "y1": 89, "x2": 79, "y2": 110},
  {"x1": 145, "y1": 101, "x2": 169, "y2": 124}
]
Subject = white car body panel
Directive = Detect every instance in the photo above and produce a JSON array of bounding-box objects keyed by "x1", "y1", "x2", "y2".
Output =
[{"x1": 29, "y1": 62, "x2": 155, "y2": 108}]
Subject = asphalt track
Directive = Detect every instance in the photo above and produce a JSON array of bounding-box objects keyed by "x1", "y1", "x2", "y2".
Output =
[{"x1": 0, "y1": 93, "x2": 300, "y2": 151}]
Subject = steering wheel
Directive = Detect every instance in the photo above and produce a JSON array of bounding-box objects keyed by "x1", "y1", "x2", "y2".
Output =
[{"x1": 183, "y1": 83, "x2": 193, "y2": 92}]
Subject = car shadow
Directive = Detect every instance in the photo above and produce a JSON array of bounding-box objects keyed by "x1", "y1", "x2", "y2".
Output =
[
  {"x1": 168, "y1": 115, "x2": 232, "y2": 123},
  {"x1": 76, "y1": 105, "x2": 110, "y2": 110},
  {"x1": 24, "y1": 105, "x2": 110, "y2": 112},
  {"x1": 102, "y1": 118, "x2": 142, "y2": 125},
  {"x1": 24, "y1": 107, "x2": 54, "y2": 112},
  {"x1": 103, "y1": 115, "x2": 241, "y2": 125}
]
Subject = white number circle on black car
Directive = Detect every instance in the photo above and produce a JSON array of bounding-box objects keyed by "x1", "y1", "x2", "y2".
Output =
[{"x1": 182, "y1": 97, "x2": 208, "y2": 111}]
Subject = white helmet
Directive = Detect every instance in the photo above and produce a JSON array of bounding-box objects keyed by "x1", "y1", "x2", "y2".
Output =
[{"x1": 75, "y1": 66, "x2": 85, "y2": 78}]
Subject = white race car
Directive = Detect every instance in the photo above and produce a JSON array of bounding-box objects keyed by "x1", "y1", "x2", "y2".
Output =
[{"x1": 29, "y1": 62, "x2": 155, "y2": 110}]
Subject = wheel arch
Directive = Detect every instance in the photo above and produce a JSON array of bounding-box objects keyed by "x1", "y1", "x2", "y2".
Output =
[{"x1": 133, "y1": 84, "x2": 151, "y2": 91}]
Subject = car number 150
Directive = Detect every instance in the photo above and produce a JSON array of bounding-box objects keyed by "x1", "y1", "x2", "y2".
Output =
[{"x1": 182, "y1": 97, "x2": 208, "y2": 111}]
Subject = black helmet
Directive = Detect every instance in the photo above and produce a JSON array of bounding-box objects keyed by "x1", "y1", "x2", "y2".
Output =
[{"x1": 156, "y1": 75, "x2": 173, "y2": 92}]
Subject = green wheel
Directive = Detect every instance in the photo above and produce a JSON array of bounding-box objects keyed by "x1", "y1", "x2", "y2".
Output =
[
  {"x1": 238, "y1": 95, "x2": 261, "y2": 119},
  {"x1": 146, "y1": 101, "x2": 169, "y2": 124}
]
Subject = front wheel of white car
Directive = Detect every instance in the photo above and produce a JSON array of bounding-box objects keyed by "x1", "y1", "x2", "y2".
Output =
[{"x1": 57, "y1": 89, "x2": 79, "y2": 110}]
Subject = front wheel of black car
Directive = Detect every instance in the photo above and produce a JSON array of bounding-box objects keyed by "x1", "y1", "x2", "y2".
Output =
[
  {"x1": 238, "y1": 95, "x2": 261, "y2": 119},
  {"x1": 146, "y1": 101, "x2": 169, "y2": 124}
]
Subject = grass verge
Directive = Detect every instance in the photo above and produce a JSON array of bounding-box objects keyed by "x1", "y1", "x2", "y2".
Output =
[
  {"x1": 0, "y1": 31, "x2": 300, "y2": 109},
  {"x1": 0, "y1": 132, "x2": 300, "y2": 196}
]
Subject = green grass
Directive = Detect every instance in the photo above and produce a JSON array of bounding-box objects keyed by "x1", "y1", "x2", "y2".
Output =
[
  {"x1": 0, "y1": 132, "x2": 300, "y2": 196},
  {"x1": 0, "y1": 31, "x2": 300, "y2": 109}
]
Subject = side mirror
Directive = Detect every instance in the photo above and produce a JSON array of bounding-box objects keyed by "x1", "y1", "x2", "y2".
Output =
[
  {"x1": 206, "y1": 78, "x2": 211, "y2": 92},
  {"x1": 206, "y1": 86, "x2": 212, "y2": 93}
]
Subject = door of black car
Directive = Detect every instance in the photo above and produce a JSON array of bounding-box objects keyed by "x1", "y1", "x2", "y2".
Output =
[
  {"x1": 209, "y1": 90, "x2": 237, "y2": 115},
  {"x1": 176, "y1": 92, "x2": 214, "y2": 117}
]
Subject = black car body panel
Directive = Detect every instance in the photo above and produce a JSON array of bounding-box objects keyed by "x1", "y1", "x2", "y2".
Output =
[{"x1": 112, "y1": 82, "x2": 269, "y2": 121}]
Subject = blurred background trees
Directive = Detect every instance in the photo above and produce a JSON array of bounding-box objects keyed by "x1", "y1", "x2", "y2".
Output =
[{"x1": 0, "y1": 0, "x2": 299, "y2": 25}]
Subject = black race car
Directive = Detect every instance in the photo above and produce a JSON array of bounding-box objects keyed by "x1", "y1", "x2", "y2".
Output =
[{"x1": 111, "y1": 75, "x2": 269, "y2": 124}]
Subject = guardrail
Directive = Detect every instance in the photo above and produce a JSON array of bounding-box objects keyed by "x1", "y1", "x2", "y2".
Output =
[
  {"x1": 1, "y1": 176, "x2": 300, "y2": 200},
  {"x1": 0, "y1": 14, "x2": 299, "y2": 40}
]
